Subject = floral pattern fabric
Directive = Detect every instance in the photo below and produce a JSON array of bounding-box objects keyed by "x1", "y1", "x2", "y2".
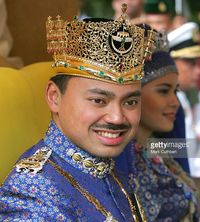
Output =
[
  {"x1": 0, "y1": 121, "x2": 134, "y2": 221},
  {"x1": 116, "y1": 141, "x2": 199, "y2": 222}
]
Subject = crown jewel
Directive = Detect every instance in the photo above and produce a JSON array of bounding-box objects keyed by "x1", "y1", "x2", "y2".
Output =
[{"x1": 46, "y1": 4, "x2": 156, "y2": 84}]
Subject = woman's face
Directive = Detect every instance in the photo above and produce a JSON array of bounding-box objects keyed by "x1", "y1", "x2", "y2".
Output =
[{"x1": 140, "y1": 73, "x2": 179, "y2": 134}]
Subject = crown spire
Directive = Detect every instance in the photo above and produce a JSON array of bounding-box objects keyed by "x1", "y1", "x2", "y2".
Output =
[{"x1": 121, "y1": 3, "x2": 128, "y2": 14}]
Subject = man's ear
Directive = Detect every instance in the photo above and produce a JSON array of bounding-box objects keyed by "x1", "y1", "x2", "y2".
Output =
[{"x1": 45, "y1": 81, "x2": 61, "y2": 113}]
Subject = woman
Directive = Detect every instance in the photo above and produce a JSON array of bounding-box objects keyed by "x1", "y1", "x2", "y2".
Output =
[{"x1": 116, "y1": 48, "x2": 199, "y2": 221}]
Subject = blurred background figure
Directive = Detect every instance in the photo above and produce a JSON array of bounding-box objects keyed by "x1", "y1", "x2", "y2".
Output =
[
  {"x1": 78, "y1": 0, "x2": 200, "y2": 31},
  {"x1": 170, "y1": 0, "x2": 191, "y2": 30},
  {"x1": 143, "y1": 0, "x2": 173, "y2": 32},
  {"x1": 0, "y1": 0, "x2": 23, "y2": 68},
  {"x1": 79, "y1": 0, "x2": 146, "y2": 23},
  {"x1": 168, "y1": 22, "x2": 200, "y2": 179},
  {"x1": 171, "y1": 14, "x2": 188, "y2": 30},
  {"x1": 1, "y1": 0, "x2": 79, "y2": 67}
]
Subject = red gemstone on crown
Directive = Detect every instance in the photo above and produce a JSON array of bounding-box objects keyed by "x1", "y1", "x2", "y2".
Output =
[{"x1": 118, "y1": 63, "x2": 123, "y2": 71}]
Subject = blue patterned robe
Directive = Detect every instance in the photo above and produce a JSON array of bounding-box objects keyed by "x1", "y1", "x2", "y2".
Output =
[
  {"x1": 116, "y1": 141, "x2": 199, "y2": 222},
  {"x1": 0, "y1": 121, "x2": 135, "y2": 221}
]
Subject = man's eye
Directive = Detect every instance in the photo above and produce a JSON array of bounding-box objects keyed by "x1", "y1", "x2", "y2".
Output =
[
  {"x1": 124, "y1": 100, "x2": 138, "y2": 106},
  {"x1": 91, "y1": 98, "x2": 105, "y2": 104}
]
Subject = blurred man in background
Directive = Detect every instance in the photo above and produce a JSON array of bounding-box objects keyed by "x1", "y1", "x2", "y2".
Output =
[{"x1": 143, "y1": 0, "x2": 172, "y2": 31}]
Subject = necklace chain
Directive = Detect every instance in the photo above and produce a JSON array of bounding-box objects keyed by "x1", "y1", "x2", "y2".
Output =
[
  {"x1": 48, "y1": 159, "x2": 146, "y2": 221},
  {"x1": 110, "y1": 171, "x2": 146, "y2": 222}
]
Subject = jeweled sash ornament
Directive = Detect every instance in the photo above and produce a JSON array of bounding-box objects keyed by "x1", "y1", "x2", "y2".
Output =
[{"x1": 46, "y1": 4, "x2": 156, "y2": 84}]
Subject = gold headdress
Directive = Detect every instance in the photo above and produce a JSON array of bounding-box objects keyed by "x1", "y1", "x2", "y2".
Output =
[{"x1": 46, "y1": 4, "x2": 156, "y2": 84}]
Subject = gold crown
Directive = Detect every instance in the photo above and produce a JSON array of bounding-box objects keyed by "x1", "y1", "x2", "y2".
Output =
[{"x1": 46, "y1": 4, "x2": 156, "y2": 84}]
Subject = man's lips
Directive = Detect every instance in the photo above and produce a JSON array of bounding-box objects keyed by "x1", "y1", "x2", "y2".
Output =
[{"x1": 93, "y1": 129, "x2": 128, "y2": 145}]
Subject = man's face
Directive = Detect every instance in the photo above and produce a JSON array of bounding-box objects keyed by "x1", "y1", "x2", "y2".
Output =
[
  {"x1": 146, "y1": 14, "x2": 170, "y2": 31},
  {"x1": 176, "y1": 58, "x2": 200, "y2": 90},
  {"x1": 46, "y1": 77, "x2": 141, "y2": 158}
]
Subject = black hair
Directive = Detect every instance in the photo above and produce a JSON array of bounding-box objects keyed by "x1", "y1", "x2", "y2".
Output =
[
  {"x1": 83, "y1": 18, "x2": 112, "y2": 22},
  {"x1": 50, "y1": 74, "x2": 72, "y2": 94}
]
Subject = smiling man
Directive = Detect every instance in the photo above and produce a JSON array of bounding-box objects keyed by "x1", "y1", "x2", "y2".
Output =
[
  {"x1": 47, "y1": 77, "x2": 142, "y2": 158},
  {"x1": 0, "y1": 5, "x2": 155, "y2": 221}
]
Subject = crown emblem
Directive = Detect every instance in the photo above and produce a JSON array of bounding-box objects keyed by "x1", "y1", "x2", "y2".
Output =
[
  {"x1": 46, "y1": 4, "x2": 156, "y2": 84},
  {"x1": 111, "y1": 31, "x2": 133, "y2": 54}
]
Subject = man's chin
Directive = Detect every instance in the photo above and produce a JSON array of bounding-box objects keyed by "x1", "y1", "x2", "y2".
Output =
[{"x1": 94, "y1": 145, "x2": 126, "y2": 158}]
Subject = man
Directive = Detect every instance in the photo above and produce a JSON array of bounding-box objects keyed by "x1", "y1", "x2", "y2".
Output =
[
  {"x1": 144, "y1": 0, "x2": 173, "y2": 32},
  {"x1": 168, "y1": 22, "x2": 200, "y2": 178},
  {"x1": 0, "y1": 5, "x2": 155, "y2": 221}
]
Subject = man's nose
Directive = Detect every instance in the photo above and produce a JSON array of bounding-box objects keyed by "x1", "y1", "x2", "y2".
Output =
[{"x1": 104, "y1": 104, "x2": 125, "y2": 125}]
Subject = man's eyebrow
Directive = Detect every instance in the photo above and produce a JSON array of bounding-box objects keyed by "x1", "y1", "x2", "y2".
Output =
[
  {"x1": 125, "y1": 91, "x2": 141, "y2": 98},
  {"x1": 87, "y1": 88, "x2": 116, "y2": 99},
  {"x1": 87, "y1": 88, "x2": 141, "y2": 99}
]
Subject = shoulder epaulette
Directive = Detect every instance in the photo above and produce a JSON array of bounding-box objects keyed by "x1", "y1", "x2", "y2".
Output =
[{"x1": 16, "y1": 147, "x2": 52, "y2": 175}]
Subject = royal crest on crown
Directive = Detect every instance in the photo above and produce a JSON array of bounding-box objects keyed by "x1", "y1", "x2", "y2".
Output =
[{"x1": 46, "y1": 4, "x2": 156, "y2": 84}]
